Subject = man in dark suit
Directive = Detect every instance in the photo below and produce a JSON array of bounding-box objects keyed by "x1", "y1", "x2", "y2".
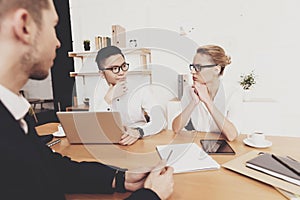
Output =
[{"x1": 0, "y1": 0, "x2": 174, "y2": 199}]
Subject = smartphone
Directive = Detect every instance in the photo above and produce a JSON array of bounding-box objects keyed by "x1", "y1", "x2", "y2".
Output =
[{"x1": 200, "y1": 139, "x2": 235, "y2": 155}]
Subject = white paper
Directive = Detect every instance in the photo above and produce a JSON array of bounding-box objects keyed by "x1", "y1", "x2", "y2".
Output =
[{"x1": 156, "y1": 143, "x2": 220, "y2": 173}]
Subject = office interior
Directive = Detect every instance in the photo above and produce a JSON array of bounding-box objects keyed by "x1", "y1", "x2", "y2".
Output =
[
  {"x1": 15, "y1": 1, "x2": 300, "y2": 199},
  {"x1": 22, "y1": 0, "x2": 300, "y2": 138}
]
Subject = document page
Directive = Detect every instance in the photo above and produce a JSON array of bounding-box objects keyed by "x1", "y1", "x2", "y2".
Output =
[{"x1": 156, "y1": 143, "x2": 220, "y2": 173}]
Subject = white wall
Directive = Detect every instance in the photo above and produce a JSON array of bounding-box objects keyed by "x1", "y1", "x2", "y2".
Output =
[
  {"x1": 21, "y1": 71, "x2": 54, "y2": 109},
  {"x1": 68, "y1": 0, "x2": 300, "y2": 137}
]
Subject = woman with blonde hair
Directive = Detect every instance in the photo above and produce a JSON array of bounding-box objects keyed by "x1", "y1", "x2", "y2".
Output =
[{"x1": 172, "y1": 45, "x2": 242, "y2": 141}]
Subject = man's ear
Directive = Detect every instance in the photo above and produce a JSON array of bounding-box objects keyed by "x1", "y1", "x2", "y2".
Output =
[
  {"x1": 13, "y1": 9, "x2": 36, "y2": 44},
  {"x1": 99, "y1": 70, "x2": 105, "y2": 78}
]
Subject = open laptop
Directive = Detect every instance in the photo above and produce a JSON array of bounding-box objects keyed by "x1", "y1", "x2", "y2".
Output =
[{"x1": 56, "y1": 111, "x2": 124, "y2": 144}]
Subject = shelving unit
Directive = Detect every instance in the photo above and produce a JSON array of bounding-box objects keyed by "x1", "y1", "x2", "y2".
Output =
[
  {"x1": 68, "y1": 48, "x2": 153, "y2": 106},
  {"x1": 68, "y1": 47, "x2": 151, "y2": 69},
  {"x1": 69, "y1": 70, "x2": 152, "y2": 77},
  {"x1": 68, "y1": 47, "x2": 188, "y2": 118}
]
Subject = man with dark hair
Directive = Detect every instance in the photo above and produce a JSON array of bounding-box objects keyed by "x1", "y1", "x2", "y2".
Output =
[
  {"x1": 91, "y1": 46, "x2": 166, "y2": 145},
  {"x1": 0, "y1": 0, "x2": 174, "y2": 199},
  {"x1": 95, "y1": 45, "x2": 125, "y2": 69}
]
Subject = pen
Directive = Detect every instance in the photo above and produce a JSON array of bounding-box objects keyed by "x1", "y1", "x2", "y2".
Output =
[
  {"x1": 47, "y1": 139, "x2": 61, "y2": 147},
  {"x1": 166, "y1": 150, "x2": 173, "y2": 162}
]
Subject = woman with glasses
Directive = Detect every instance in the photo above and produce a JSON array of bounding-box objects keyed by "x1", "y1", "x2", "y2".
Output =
[
  {"x1": 172, "y1": 45, "x2": 242, "y2": 141},
  {"x1": 90, "y1": 46, "x2": 166, "y2": 145}
]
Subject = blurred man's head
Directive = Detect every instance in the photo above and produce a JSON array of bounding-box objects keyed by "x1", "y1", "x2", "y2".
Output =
[
  {"x1": 0, "y1": 0, "x2": 49, "y2": 27},
  {"x1": 0, "y1": 0, "x2": 60, "y2": 83}
]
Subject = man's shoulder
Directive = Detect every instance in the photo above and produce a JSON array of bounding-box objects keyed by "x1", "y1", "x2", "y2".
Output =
[{"x1": 0, "y1": 101, "x2": 15, "y2": 123}]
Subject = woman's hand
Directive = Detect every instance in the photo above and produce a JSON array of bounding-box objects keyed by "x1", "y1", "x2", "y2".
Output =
[
  {"x1": 189, "y1": 86, "x2": 200, "y2": 105},
  {"x1": 192, "y1": 82, "x2": 212, "y2": 105}
]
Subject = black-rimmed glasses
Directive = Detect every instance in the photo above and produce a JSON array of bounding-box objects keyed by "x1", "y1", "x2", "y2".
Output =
[
  {"x1": 101, "y1": 62, "x2": 129, "y2": 74},
  {"x1": 189, "y1": 64, "x2": 217, "y2": 72}
]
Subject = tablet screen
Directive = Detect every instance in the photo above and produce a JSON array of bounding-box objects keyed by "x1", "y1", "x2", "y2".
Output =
[{"x1": 200, "y1": 139, "x2": 235, "y2": 155}]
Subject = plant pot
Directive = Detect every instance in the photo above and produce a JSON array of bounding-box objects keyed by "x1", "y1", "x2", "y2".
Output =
[{"x1": 84, "y1": 43, "x2": 90, "y2": 51}]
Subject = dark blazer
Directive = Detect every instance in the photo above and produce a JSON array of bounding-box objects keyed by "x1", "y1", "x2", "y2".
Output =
[{"x1": 0, "y1": 101, "x2": 159, "y2": 200}]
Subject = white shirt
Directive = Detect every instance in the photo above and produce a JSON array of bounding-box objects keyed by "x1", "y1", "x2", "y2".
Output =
[
  {"x1": 0, "y1": 85, "x2": 31, "y2": 133},
  {"x1": 90, "y1": 78, "x2": 166, "y2": 137},
  {"x1": 181, "y1": 81, "x2": 243, "y2": 133}
]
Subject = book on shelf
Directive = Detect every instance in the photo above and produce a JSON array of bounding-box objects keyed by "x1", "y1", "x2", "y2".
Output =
[
  {"x1": 246, "y1": 153, "x2": 300, "y2": 186},
  {"x1": 95, "y1": 36, "x2": 111, "y2": 50},
  {"x1": 156, "y1": 143, "x2": 220, "y2": 174}
]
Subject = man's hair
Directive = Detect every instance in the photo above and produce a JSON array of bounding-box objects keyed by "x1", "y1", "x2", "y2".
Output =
[
  {"x1": 0, "y1": 0, "x2": 50, "y2": 27},
  {"x1": 95, "y1": 46, "x2": 124, "y2": 70}
]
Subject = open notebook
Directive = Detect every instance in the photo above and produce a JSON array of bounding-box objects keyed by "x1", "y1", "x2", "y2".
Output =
[{"x1": 156, "y1": 143, "x2": 220, "y2": 173}]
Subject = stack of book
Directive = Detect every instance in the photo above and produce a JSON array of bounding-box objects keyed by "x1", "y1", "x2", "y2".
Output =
[
  {"x1": 246, "y1": 153, "x2": 300, "y2": 199},
  {"x1": 95, "y1": 36, "x2": 111, "y2": 50},
  {"x1": 222, "y1": 150, "x2": 300, "y2": 199},
  {"x1": 246, "y1": 153, "x2": 300, "y2": 186}
]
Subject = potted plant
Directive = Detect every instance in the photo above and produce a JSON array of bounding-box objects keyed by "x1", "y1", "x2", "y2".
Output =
[
  {"x1": 239, "y1": 70, "x2": 256, "y2": 90},
  {"x1": 83, "y1": 40, "x2": 90, "y2": 51},
  {"x1": 239, "y1": 70, "x2": 257, "y2": 100}
]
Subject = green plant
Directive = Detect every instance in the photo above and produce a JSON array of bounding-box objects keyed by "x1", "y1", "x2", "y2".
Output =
[
  {"x1": 83, "y1": 40, "x2": 90, "y2": 51},
  {"x1": 239, "y1": 70, "x2": 256, "y2": 90}
]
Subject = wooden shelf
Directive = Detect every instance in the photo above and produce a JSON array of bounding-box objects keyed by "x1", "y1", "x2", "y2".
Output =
[
  {"x1": 68, "y1": 51, "x2": 96, "y2": 58},
  {"x1": 68, "y1": 48, "x2": 151, "y2": 59},
  {"x1": 69, "y1": 70, "x2": 151, "y2": 77},
  {"x1": 69, "y1": 72, "x2": 100, "y2": 77},
  {"x1": 243, "y1": 98, "x2": 276, "y2": 103}
]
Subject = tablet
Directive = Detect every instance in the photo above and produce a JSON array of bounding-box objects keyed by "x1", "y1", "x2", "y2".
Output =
[{"x1": 200, "y1": 139, "x2": 235, "y2": 155}]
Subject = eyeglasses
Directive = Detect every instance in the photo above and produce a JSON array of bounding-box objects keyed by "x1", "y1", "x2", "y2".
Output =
[
  {"x1": 189, "y1": 64, "x2": 217, "y2": 72},
  {"x1": 101, "y1": 62, "x2": 129, "y2": 74}
]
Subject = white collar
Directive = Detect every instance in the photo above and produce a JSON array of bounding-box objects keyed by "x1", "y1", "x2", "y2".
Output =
[{"x1": 0, "y1": 85, "x2": 30, "y2": 120}]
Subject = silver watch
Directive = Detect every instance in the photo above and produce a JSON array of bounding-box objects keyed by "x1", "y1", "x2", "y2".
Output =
[{"x1": 135, "y1": 127, "x2": 144, "y2": 139}]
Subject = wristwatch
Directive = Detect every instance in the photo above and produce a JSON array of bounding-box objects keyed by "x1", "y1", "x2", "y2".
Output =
[
  {"x1": 135, "y1": 127, "x2": 144, "y2": 139},
  {"x1": 115, "y1": 168, "x2": 127, "y2": 193}
]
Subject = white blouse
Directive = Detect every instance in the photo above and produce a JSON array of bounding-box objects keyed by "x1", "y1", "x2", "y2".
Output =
[{"x1": 181, "y1": 82, "x2": 243, "y2": 133}]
